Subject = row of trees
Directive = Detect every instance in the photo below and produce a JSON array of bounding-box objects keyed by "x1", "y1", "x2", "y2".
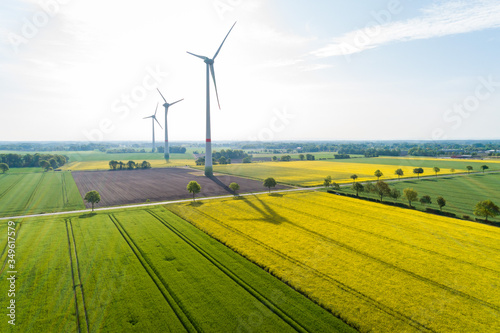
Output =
[
  {"x1": 0, "y1": 153, "x2": 67, "y2": 168},
  {"x1": 108, "y1": 160, "x2": 152, "y2": 170},
  {"x1": 271, "y1": 154, "x2": 316, "y2": 162},
  {"x1": 186, "y1": 177, "x2": 279, "y2": 201}
]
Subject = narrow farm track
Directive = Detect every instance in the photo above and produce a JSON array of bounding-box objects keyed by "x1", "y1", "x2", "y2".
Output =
[
  {"x1": 146, "y1": 209, "x2": 311, "y2": 333},
  {"x1": 169, "y1": 208, "x2": 434, "y2": 332},
  {"x1": 0, "y1": 174, "x2": 26, "y2": 200},
  {"x1": 68, "y1": 219, "x2": 90, "y2": 333},
  {"x1": 108, "y1": 214, "x2": 198, "y2": 333},
  {"x1": 23, "y1": 172, "x2": 46, "y2": 210},
  {"x1": 280, "y1": 196, "x2": 500, "y2": 274}
]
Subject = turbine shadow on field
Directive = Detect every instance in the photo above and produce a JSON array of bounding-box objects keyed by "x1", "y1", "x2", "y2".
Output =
[
  {"x1": 206, "y1": 175, "x2": 234, "y2": 194},
  {"x1": 234, "y1": 196, "x2": 288, "y2": 225}
]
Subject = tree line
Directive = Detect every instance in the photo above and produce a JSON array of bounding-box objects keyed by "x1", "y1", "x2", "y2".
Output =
[
  {"x1": 108, "y1": 160, "x2": 152, "y2": 170},
  {"x1": 0, "y1": 153, "x2": 67, "y2": 168}
]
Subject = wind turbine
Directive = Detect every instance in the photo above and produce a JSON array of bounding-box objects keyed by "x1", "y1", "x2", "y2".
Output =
[
  {"x1": 187, "y1": 21, "x2": 236, "y2": 176},
  {"x1": 143, "y1": 103, "x2": 162, "y2": 153},
  {"x1": 157, "y1": 88, "x2": 183, "y2": 160}
]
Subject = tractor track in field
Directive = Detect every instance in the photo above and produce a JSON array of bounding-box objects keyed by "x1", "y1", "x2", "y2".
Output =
[
  {"x1": 298, "y1": 195, "x2": 500, "y2": 253},
  {"x1": 23, "y1": 172, "x2": 45, "y2": 211},
  {"x1": 277, "y1": 196, "x2": 500, "y2": 275},
  {"x1": 0, "y1": 221, "x2": 23, "y2": 275},
  {"x1": 108, "y1": 214, "x2": 199, "y2": 333},
  {"x1": 61, "y1": 172, "x2": 69, "y2": 206},
  {"x1": 68, "y1": 219, "x2": 90, "y2": 333},
  {"x1": 244, "y1": 199, "x2": 500, "y2": 314},
  {"x1": 0, "y1": 174, "x2": 26, "y2": 200},
  {"x1": 65, "y1": 219, "x2": 84, "y2": 333},
  {"x1": 146, "y1": 209, "x2": 312, "y2": 333},
  {"x1": 169, "y1": 207, "x2": 435, "y2": 332}
]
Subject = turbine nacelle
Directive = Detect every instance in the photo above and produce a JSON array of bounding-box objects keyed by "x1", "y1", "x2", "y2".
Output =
[{"x1": 204, "y1": 58, "x2": 214, "y2": 65}]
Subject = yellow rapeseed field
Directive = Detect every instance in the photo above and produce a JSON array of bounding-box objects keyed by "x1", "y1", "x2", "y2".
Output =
[
  {"x1": 61, "y1": 159, "x2": 195, "y2": 171},
  {"x1": 211, "y1": 160, "x2": 465, "y2": 186},
  {"x1": 168, "y1": 192, "x2": 500, "y2": 333}
]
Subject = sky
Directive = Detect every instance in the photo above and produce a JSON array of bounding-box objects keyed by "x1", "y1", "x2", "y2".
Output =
[{"x1": 0, "y1": 0, "x2": 499, "y2": 142}]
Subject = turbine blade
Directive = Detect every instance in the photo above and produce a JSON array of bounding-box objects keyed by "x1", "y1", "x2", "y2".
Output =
[
  {"x1": 170, "y1": 98, "x2": 184, "y2": 106},
  {"x1": 157, "y1": 88, "x2": 166, "y2": 102},
  {"x1": 143, "y1": 116, "x2": 153, "y2": 119},
  {"x1": 213, "y1": 21, "x2": 236, "y2": 59},
  {"x1": 210, "y1": 64, "x2": 221, "y2": 109},
  {"x1": 155, "y1": 117, "x2": 163, "y2": 129},
  {"x1": 154, "y1": 102, "x2": 159, "y2": 116},
  {"x1": 187, "y1": 51, "x2": 208, "y2": 60}
]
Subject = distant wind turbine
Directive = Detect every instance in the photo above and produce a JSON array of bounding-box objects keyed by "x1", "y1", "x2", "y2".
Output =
[
  {"x1": 157, "y1": 88, "x2": 183, "y2": 160},
  {"x1": 187, "y1": 21, "x2": 236, "y2": 176},
  {"x1": 143, "y1": 103, "x2": 162, "y2": 153}
]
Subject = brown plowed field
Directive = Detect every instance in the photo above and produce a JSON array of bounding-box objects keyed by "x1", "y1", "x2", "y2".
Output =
[{"x1": 72, "y1": 167, "x2": 291, "y2": 208}]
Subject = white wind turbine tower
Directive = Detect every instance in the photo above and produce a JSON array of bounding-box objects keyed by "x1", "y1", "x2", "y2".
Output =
[
  {"x1": 187, "y1": 21, "x2": 236, "y2": 176},
  {"x1": 143, "y1": 103, "x2": 163, "y2": 153},
  {"x1": 157, "y1": 88, "x2": 183, "y2": 160}
]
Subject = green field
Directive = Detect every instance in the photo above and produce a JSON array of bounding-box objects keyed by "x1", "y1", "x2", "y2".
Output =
[
  {"x1": 336, "y1": 172, "x2": 500, "y2": 221},
  {"x1": 0, "y1": 171, "x2": 84, "y2": 217},
  {"x1": 334, "y1": 156, "x2": 500, "y2": 171},
  {"x1": 0, "y1": 150, "x2": 195, "y2": 162},
  {"x1": 0, "y1": 207, "x2": 354, "y2": 332}
]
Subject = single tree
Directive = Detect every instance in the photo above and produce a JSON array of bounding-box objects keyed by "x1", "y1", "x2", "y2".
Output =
[
  {"x1": 0, "y1": 163, "x2": 9, "y2": 173},
  {"x1": 187, "y1": 181, "x2": 201, "y2": 201},
  {"x1": 331, "y1": 182, "x2": 340, "y2": 190},
  {"x1": 118, "y1": 161, "x2": 125, "y2": 170},
  {"x1": 436, "y1": 196, "x2": 446, "y2": 211},
  {"x1": 450, "y1": 168, "x2": 455, "y2": 173},
  {"x1": 229, "y1": 182, "x2": 240, "y2": 196},
  {"x1": 413, "y1": 167, "x2": 424, "y2": 179},
  {"x1": 350, "y1": 174, "x2": 358, "y2": 183},
  {"x1": 219, "y1": 156, "x2": 227, "y2": 165},
  {"x1": 374, "y1": 181, "x2": 391, "y2": 202},
  {"x1": 433, "y1": 167, "x2": 440, "y2": 177},
  {"x1": 242, "y1": 157, "x2": 252, "y2": 163},
  {"x1": 141, "y1": 161, "x2": 151, "y2": 169},
  {"x1": 481, "y1": 165, "x2": 489, "y2": 173},
  {"x1": 395, "y1": 168, "x2": 404, "y2": 180},
  {"x1": 466, "y1": 165, "x2": 473, "y2": 174},
  {"x1": 324, "y1": 175, "x2": 332, "y2": 188},
  {"x1": 365, "y1": 182, "x2": 376, "y2": 194},
  {"x1": 374, "y1": 170, "x2": 383, "y2": 180},
  {"x1": 420, "y1": 195, "x2": 432, "y2": 205},
  {"x1": 263, "y1": 177, "x2": 277, "y2": 193},
  {"x1": 352, "y1": 182, "x2": 364, "y2": 197},
  {"x1": 126, "y1": 161, "x2": 136, "y2": 169},
  {"x1": 109, "y1": 160, "x2": 118, "y2": 170},
  {"x1": 474, "y1": 200, "x2": 500, "y2": 221},
  {"x1": 272, "y1": 156, "x2": 277, "y2": 161},
  {"x1": 299, "y1": 154, "x2": 305, "y2": 160},
  {"x1": 84, "y1": 190, "x2": 101, "y2": 212},
  {"x1": 391, "y1": 188, "x2": 401, "y2": 202},
  {"x1": 404, "y1": 188, "x2": 418, "y2": 208}
]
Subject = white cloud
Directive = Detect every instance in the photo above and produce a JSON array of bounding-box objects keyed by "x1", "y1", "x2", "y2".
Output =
[{"x1": 312, "y1": 0, "x2": 500, "y2": 58}]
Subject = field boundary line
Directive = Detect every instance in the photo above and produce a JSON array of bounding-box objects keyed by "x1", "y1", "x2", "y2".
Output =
[
  {"x1": 258, "y1": 200, "x2": 500, "y2": 313},
  {"x1": 65, "y1": 219, "x2": 82, "y2": 333},
  {"x1": 146, "y1": 209, "x2": 311, "y2": 333},
  {"x1": 281, "y1": 195, "x2": 500, "y2": 274},
  {"x1": 108, "y1": 214, "x2": 198, "y2": 333},
  {"x1": 69, "y1": 219, "x2": 90, "y2": 333},
  {"x1": 168, "y1": 207, "x2": 434, "y2": 332}
]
